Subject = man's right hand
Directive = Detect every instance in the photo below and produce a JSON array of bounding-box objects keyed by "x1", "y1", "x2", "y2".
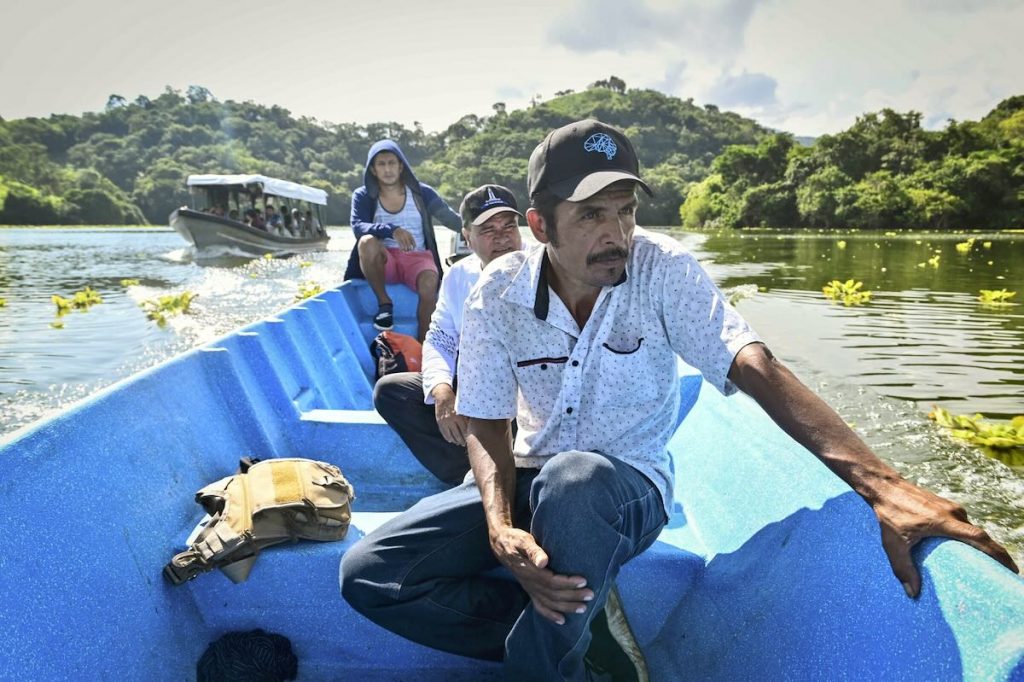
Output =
[
  {"x1": 392, "y1": 227, "x2": 415, "y2": 252},
  {"x1": 432, "y1": 384, "x2": 468, "y2": 445},
  {"x1": 490, "y1": 526, "x2": 593, "y2": 625}
]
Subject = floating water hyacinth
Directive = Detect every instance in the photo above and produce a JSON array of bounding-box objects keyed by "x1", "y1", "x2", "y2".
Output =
[
  {"x1": 822, "y1": 279, "x2": 872, "y2": 306},
  {"x1": 837, "y1": 240, "x2": 847, "y2": 249},
  {"x1": 929, "y1": 406, "x2": 1024, "y2": 451},
  {"x1": 983, "y1": 241, "x2": 993, "y2": 249},
  {"x1": 0, "y1": 297, "x2": 6, "y2": 307},
  {"x1": 928, "y1": 254, "x2": 941, "y2": 267},
  {"x1": 978, "y1": 289, "x2": 1017, "y2": 306},
  {"x1": 120, "y1": 279, "x2": 140, "y2": 287},
  {"x1": 141, "y1": 291, "x2": 196, "y2": 327},
  {"x1": 727, "y1": 283, "x2": 759, "y2": 305},
  {"x1": 295, "y1": 281, "x2": 323, "y2": 301},
  {"x1": 955, "y1": 238, "x2": 976, "y2": 253},
  {"x1": 299, "y1": 261, "x2": 313, "y2": 268},
  {"x1": 52, "y1": 287, "x2": 103, "y2": 317}
]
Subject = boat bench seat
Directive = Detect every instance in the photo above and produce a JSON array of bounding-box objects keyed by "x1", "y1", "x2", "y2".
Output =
[{"x1": 185, "y1": 508, "x2": 707, "y2": 679}]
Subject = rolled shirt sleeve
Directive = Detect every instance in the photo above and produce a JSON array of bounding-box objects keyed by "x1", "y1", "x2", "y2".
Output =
[{"x1": 656, "y1": 247, "x2": 761, "y2": 395}]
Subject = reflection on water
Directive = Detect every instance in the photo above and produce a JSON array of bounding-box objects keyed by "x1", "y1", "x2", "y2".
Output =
[
  {"x1": 675, "y1": 227, "x2": 1024, "y2": 564},
  {"x1": 684, "y1": 229, "x2": 1023, "y2": 418},
  {"x1": 0, "y1": 227, "x2": 356, "y2": 435},
  {"x1": 1, "y1": 226, "x2": 1022, "y2": 564}
]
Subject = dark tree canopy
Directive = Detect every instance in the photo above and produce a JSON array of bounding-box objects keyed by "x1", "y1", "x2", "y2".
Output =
[{"x1": 1, "y1": 84, "x2": 1020, "y2": 229}]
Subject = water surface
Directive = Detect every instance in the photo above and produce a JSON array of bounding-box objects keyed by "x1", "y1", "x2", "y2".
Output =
[{"x1": 0, "y1": 226, "x2": 1021, "y2": 564}]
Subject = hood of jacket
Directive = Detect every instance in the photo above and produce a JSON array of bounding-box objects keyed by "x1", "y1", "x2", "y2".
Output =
[{"x1": 363, "y1": 140, "x2": 420, "y2": 198}]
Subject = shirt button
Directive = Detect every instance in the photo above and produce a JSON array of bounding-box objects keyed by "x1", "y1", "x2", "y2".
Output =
[
  {"x1": 540, "y1": 364, "x2": 547, "y2": 370},
  {"x1": 571, "y1": 360, "x2": 579, "y2": 367},
  {"x1": 566, "y1": 407, "x2": 573, "y2": 414}
]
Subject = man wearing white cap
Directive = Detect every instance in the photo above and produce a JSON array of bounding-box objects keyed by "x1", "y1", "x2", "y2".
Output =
[{"x1": 374, "y1": 184, "x2": 524, "y2": 485}]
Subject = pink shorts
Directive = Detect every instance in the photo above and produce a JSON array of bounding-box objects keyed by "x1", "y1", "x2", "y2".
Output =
[{"x1": 383, "y1": 248, "x2": 438, "y2": 291}]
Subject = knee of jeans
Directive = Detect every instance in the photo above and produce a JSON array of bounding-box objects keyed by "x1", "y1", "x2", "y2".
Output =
[
  {"x1": 531, "y1": 451, "x2": 618, "y2": 520},
  {"x1": 372, "y1": 375, "x2": 398, "y2": 411},
  {"x1": 340, "y1": 543, "x2": 389, "y2": 615}
]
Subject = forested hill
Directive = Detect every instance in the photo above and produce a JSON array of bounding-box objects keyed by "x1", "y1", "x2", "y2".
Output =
[
  {"x1": 0, "y1": 82, "x2": 1021, "y2": 229},
  {"x1": 0, "y1": 83, "x2": 767, "y2": 226}
]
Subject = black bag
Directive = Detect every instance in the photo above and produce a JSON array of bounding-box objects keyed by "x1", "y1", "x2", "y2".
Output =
[
  {"x1": 369, "y1": 330, "x2": 422, "y2": 380},
  {"x1": 196, "y1": 629, "x2": 298, "y2": 682}
]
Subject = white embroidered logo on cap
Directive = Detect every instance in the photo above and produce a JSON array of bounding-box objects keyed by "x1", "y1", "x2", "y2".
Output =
[
  {"x1": 584, "y1": 133, "x2": 617, "y2": 160},
  {"x1": 480, "y1": 187, "x2": 507, "y2": 209}
]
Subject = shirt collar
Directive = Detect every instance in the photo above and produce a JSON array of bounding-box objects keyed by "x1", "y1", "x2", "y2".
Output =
[
  {"x1": 499, "y1": 244, "x2": 630, "y2": 321},
  {"x1": 532, "y1": 252, "x2": 630, "y2": 322}
]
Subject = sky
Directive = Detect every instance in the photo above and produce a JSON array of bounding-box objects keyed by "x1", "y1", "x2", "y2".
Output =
[{"x1": 1, "y1": 0, "x2": 1022, "y2": 136}]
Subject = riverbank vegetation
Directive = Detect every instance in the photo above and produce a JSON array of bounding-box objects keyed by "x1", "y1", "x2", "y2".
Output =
[
  {"x1": 1, "y1": 81, "x2": 1021, "y2": 229},
  {"x1": 680, "y1": 101, "x2": 1024, "y2": 230}
]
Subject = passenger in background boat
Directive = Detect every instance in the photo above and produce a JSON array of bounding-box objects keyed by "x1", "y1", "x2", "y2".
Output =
[
  {"x1": 282, "y1": 206, "x2": 294, "y2": 234},
  {"x1": 344, "y1": 139, "x2": 462, "y2": 341},
  {"x1": 265, "y1": 204, "x2": 282, "y2": 231},
  {"x1": 228, "y1": 209, "x2": 239, "y2": 222},
  {"x1": 374, "y1": 185, "x2": 524, "y2": 486},
  {"x1": 305, "y1": 210, "x2": 321, "y2": 235},
  {"x1": 291, "y1": 209, "x2": 303, "y2": 235},
  {"x1": 342, "y1": 120, "x2": 1018, "y2": 681}
]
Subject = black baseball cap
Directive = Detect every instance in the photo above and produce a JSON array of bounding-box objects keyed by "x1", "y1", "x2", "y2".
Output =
[
  {"x1": 527, "y1": 119, "x2": 653, "y2": 201},
  {"x1": 459, "y1": 184, "x2": 523, "y2": 227}
]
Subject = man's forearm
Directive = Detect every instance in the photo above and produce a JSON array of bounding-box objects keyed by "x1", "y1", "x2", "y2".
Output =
[
  {"x1": 729, "y1": 343, "x2": 901, "y2": 503},
  {"x1": 467, "y1": 418, "x2": 517, "y2": 532}
]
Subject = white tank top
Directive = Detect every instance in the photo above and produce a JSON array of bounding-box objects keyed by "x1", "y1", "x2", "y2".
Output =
[{"x1": 373, "y1": 186, "x2": 425, "y2": 250}]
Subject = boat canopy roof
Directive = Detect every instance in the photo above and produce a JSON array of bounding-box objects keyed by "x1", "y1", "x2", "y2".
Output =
[{"x1": 186, "y1": 174, "x2": 328, "y2": 206}]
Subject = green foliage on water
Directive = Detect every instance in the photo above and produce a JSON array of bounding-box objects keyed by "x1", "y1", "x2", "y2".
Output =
[
  {"x1": 141, "y1": 291, "x2": 196, "y2": 327},
  {"x1": 52, "y1": 287, "x2": 102, "y2": 315},
  {"x1": 979, "y1": 288, "x2": 1017, "y2": 306},
  {"x1": 930, "y1": 406, "x2": 1024, "y2": 453},
  {"x1": 49, "y1": 286, "x2": 103, "y2": 328},
  {"x1": 0, "y1": 296, "x2": 6, "y2": 307},
  {"x1": 822, "y1": 279, "x2": 873, "y2": 305},
  {"x1": 680, "y1": 100, "x2": 1024, "y2": 230},
  {"x1": 295, "y1": 281, "x2": 323, "y2": 301},
  {"x1": 119, "y1": 278, "x2": 140, "y2": 287}
]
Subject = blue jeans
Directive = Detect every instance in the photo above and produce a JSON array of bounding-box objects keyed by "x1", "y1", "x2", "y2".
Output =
[{"x1": 340, "y1": 450, "x2": 667, "y2": 681}]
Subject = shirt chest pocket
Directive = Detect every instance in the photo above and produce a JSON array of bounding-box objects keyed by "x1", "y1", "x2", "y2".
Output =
[
  {"x1": 513, "y1": 355, "x2": 568, "y2": 419},
  {"x1": 593, "y1": 336, "x2": 660, "y2": 406}
]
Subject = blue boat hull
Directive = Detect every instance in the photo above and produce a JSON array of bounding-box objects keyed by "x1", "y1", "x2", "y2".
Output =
[{"x1": 1, "y1": 280, "x2": 1021, "y2": 681}]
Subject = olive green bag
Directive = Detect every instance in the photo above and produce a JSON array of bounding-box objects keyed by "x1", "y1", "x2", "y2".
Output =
[{"x1": 164, "y1": 458, "x2": 354, "y2": 586}]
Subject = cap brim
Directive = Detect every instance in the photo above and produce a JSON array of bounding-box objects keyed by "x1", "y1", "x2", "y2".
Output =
[
  {"x1": 552, "y1": 171, "x2": 654, "y2": 202},
  {"x1": 471, "y1": 206, "x2": 523, "y2": 226}
]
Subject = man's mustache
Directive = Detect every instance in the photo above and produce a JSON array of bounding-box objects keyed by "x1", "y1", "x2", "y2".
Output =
[{"x1": 587, "y1": 247, "x2": 629, "y2": 265}]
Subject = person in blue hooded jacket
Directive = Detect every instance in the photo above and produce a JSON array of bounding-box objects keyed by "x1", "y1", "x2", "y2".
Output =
[{"x1": 345, "y1": 140, "x2": 462, "y2": 340}]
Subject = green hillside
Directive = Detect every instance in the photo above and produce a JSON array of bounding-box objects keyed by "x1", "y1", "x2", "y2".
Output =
[{"x1": 1, "y1": 82, "x2": 1021, "y2": 229}]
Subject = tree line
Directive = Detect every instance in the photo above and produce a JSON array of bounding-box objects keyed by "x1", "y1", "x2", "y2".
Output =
[
  {"x1": 1, "y1": 81, "x2": 1020, "y2": 228},
  {"x1": 681, "y1": 100, "x2": 1024, "y2": 230}
]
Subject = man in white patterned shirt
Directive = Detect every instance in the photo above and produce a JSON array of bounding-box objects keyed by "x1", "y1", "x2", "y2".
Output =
[
  {"x1": 374, "y1": 185, "x2": 524, "y2": 485},
  {"x1": 342, "y1": 120, "x2": 1017, "y2": 681}
]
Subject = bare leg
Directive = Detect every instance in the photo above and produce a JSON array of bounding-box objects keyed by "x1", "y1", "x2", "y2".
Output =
[
  {"x1": 357, "y1": 235, "x2": 392, "y2": 307},
  {"x1": 415, "y1": 269, "x2": 439, "y2": 343}
]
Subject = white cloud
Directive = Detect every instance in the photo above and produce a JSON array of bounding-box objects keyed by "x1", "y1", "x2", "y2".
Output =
[
  {"x1": 0, "y1": 0, "x2": 1020, "y2": 138},
  {"x1": 735, "y1": 0, "x2": 1024, "y2": 133}
]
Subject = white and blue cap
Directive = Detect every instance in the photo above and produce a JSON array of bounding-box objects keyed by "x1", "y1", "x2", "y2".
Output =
[
  {"x1": 459, "y1": 184, "x2": 523, "y2": 227},
  {"x1": 527, "y1": 119, "x2": 653, "y2": 202}
]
